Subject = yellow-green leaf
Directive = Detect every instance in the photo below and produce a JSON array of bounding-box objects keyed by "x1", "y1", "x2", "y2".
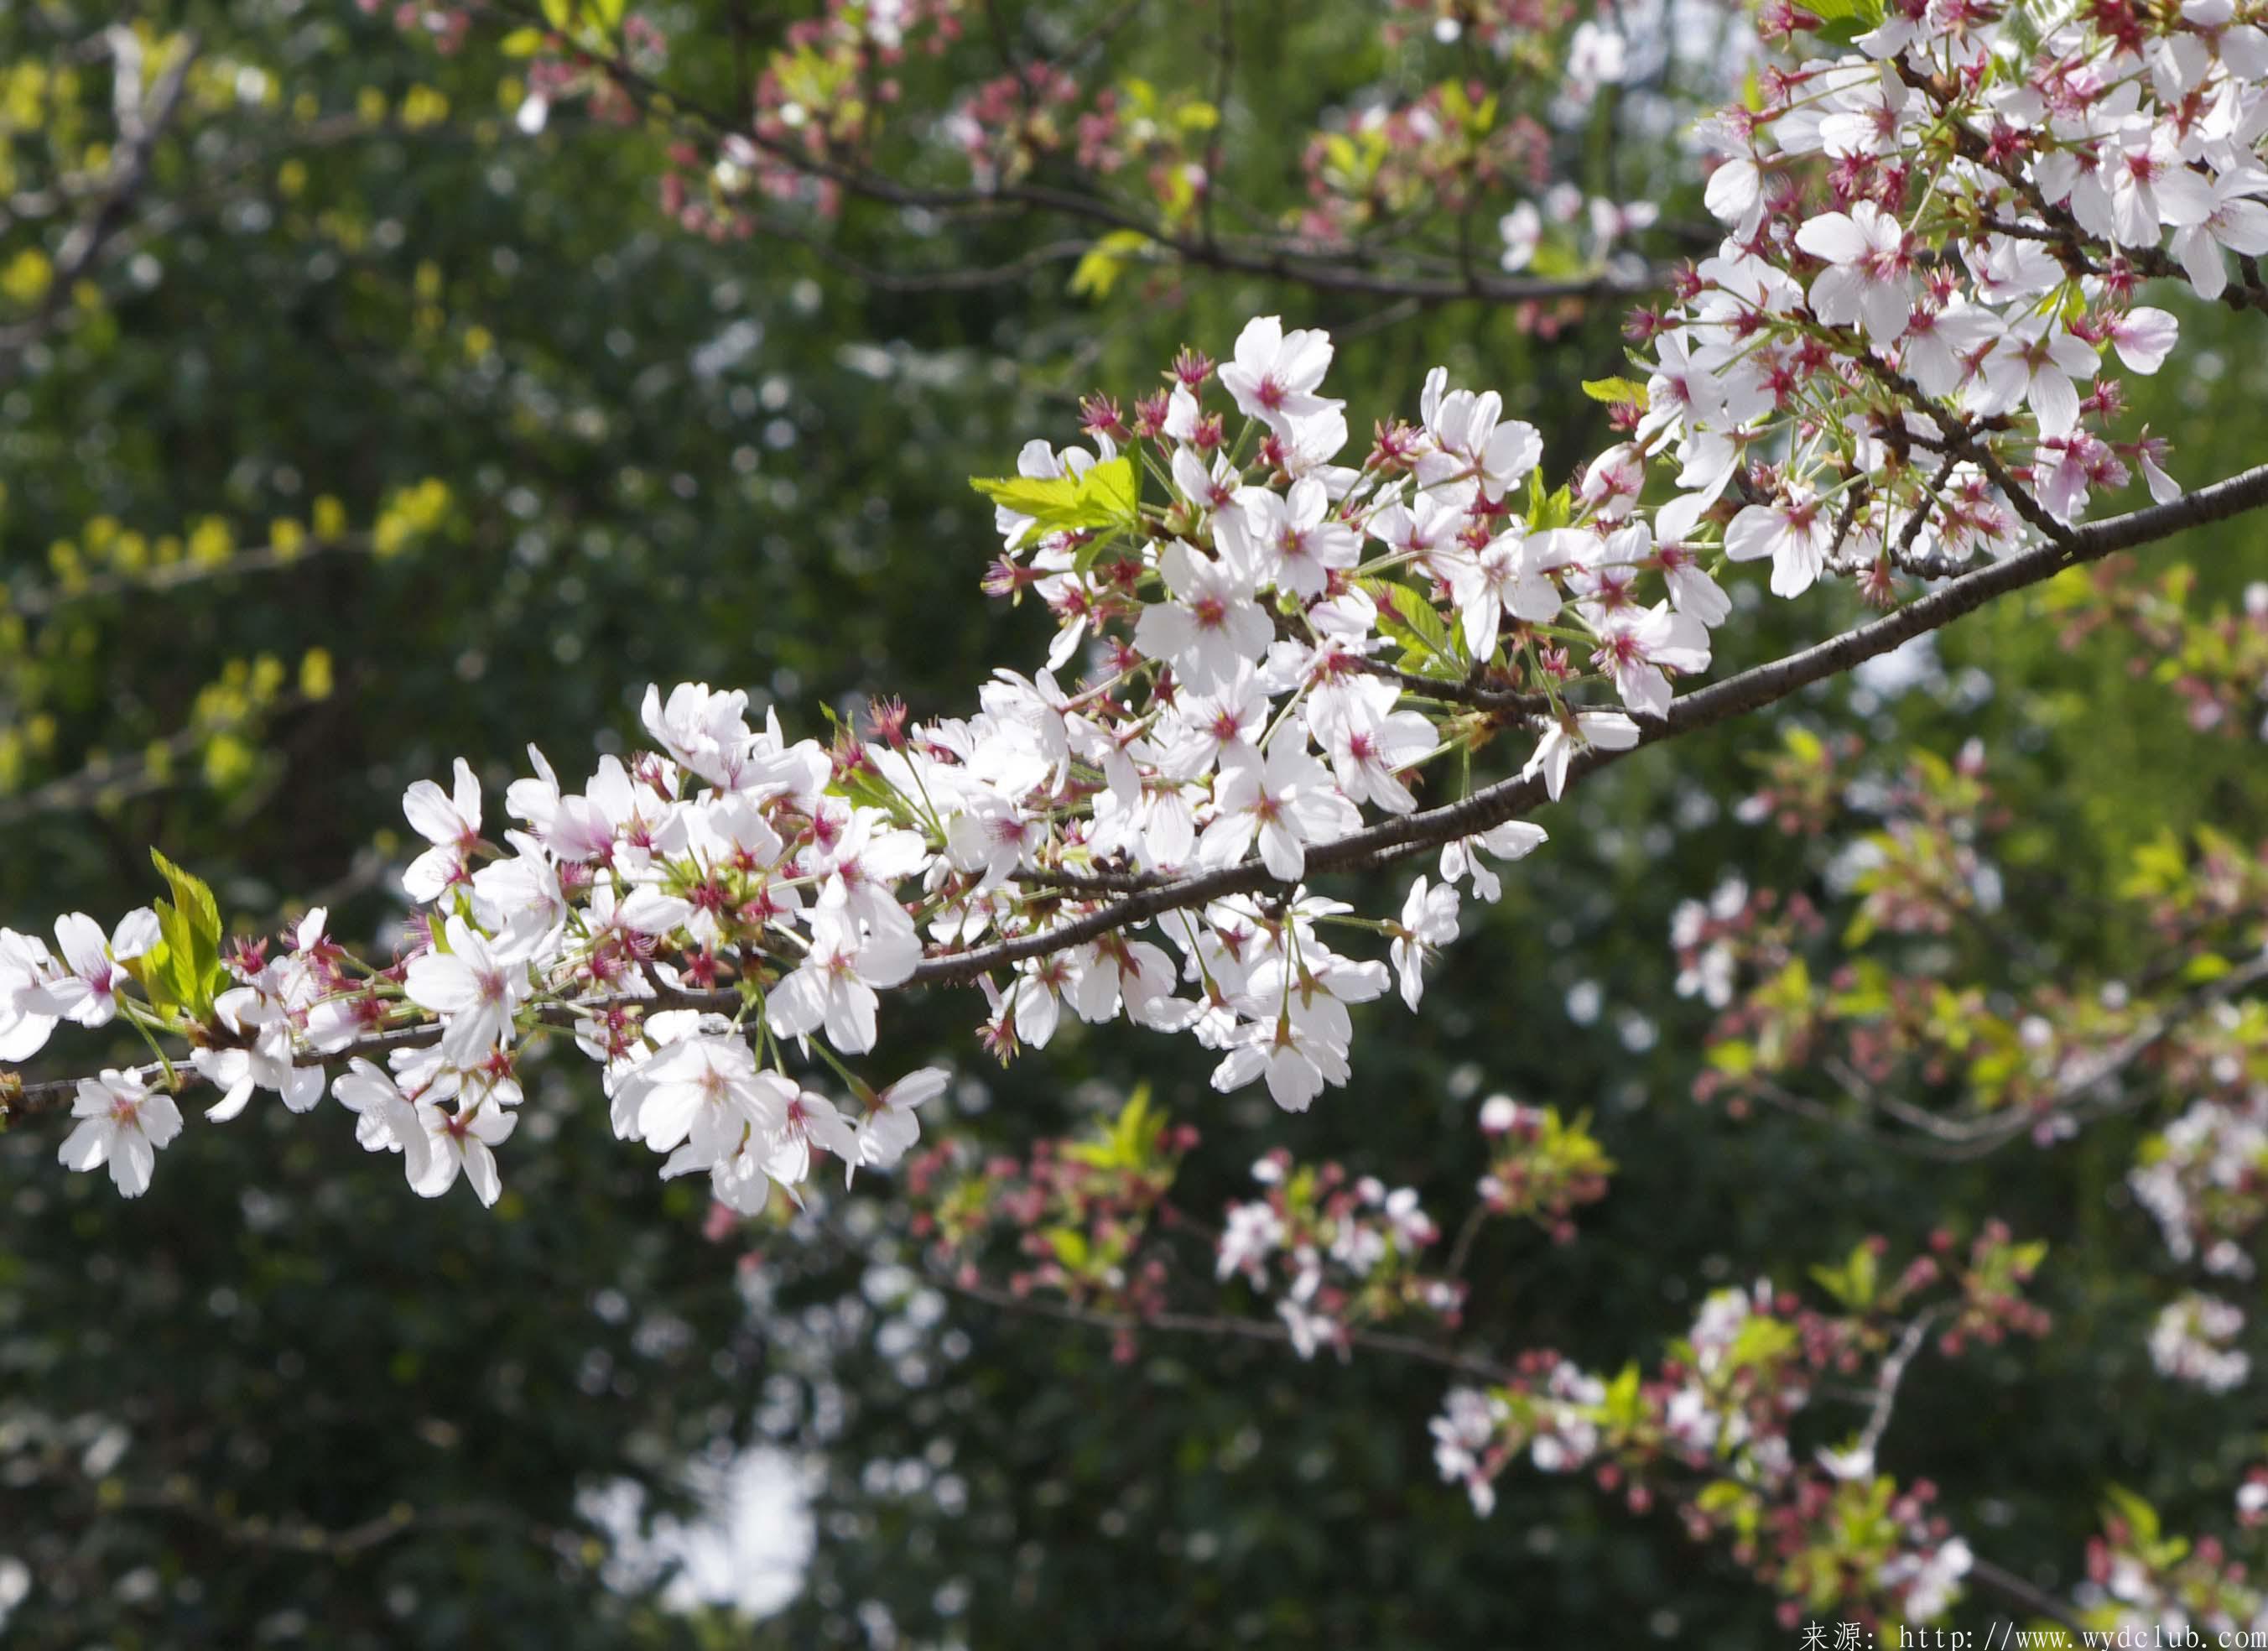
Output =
[
  {"x1": 1581, "y1": 376, "x2": 1650, "y2": 408},
  {"x1": 1069, "y1": 230, "x2": 1153, "y2": 300},
  {"x1": 970, "y1": 455, "x2": 1139, "y2": 540}
]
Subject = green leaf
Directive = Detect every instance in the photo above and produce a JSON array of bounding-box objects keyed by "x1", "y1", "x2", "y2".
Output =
[
  {"x1": 1077, "y1": 457, "x2": 1138, "y2": 528},
  {"x1": 1360, "y1": 578, "x2": 1464, "y2": 674},
  {"x1": 1580, "y1": 377, "x2": 1650, "y2": 409},
  {"x1": 149, "y1": 848, "x2": 225, "y2": 1019},
  {"x1": 151, "y1": 847, "x2": 220, "y2": 941},
  {"x1": 1727, "y1": 1314, "x2": 1797, "y2": 1370},
  {"x1": 1844, "y1": 1242, "x2": 1877, "y2": 1310},
  {"x1": 1525, "y1": 482, "x2": 1576, "y2": 531},
  {"x1": 970, "y1": 456, "x2": 1139, "y2": 543},
  {"x1": 1112, "y1": 1082, "x2": 1157, "y2": 1166},
  {"x1": 2104, "y1": 1483, "x2": 2160, "y2": 1545},
  {"x1": 1069, "y1": 231, "x2": 1154, "y2": 301},
  {"x1": 1600, "y1": 1362, "x2": 1643, "y2": 1429},
  {"x1": 1800, "y1": 0, "x2": 1886, "y2": 47},
  {"x1": 1064, "y1": 1084, "x2": 1168, "y2": 1173},
  {"x1": 1808, "y1": 1242, "x2": 1876, "y2": 1310},
  {"x1": 1526, "y1": 242, "x2": 1587, "y2": 281}
]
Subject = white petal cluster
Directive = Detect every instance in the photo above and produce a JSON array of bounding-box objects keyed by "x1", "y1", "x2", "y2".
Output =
[
  {"x1": 1669, "y1": 7, "x2": 2268, "y2": 575},
  {"x1": 2148, "y1": 1291, "x2": 2251, "y2": 1393}
]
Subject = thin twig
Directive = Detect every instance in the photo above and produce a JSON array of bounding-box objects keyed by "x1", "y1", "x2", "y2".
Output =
[
  {"x1": 5, "y1": 535, "x2": 372, "y2": 619},
  {"x1": 1966, "y1": 1555, "x2": 2090, "y2": 1636},
  {"x1": 2, "y1": 32, "x2": 199, "y2": 378},
  {"x1": 1855, "y1": 1307, "x2": 1938, "y2": 1464}
]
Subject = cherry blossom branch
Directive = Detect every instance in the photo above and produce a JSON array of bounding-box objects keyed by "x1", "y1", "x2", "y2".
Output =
[
  {"x1": 1893, "y1": 59, "x2": 2268, "y2": 320},
  {"x1": 2, "y1": 987, "x2": 680, "y2": 1124},
  {"x1": 12, "y1": 465, "x2": 2257, "y2": 1138},
  {"x1": 907, "y1": 462, "x2": 2268, "y2": 987},
  {"x1": 1357, "y1": 659, "x2": 1550, "y2": 714},
  {"x1": 114, "y1": 1485, "x2": 552, "y2": 1561},
  {"x1": 16, "y1": 8, "x2": 2268, "y2": 1268},
  {"x1": 718, "y1": 216, "x2": 1100, "y2": 294}
]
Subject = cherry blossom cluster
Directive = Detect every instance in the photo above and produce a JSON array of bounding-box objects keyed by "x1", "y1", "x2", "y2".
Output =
[
  {"x1": 1629, "y1": 0, "x2": 2268, "y2": 593},
  {"x1": 2148, "y1": 1289, "x2": 2251, "y2": 1393},
  {"x1": 359, "y1": 0, "x2": 471, "y2": 55},
  {"x1": 506, "y1": 12, "x2": 668, "y2": 139},
  {"x1": 945, "y1": 60, "x2": 1091, "y2": 191},
  {"x1": 1734, "y1": 725, "x2": 1865, "y2": 837},
  {"x1": 1678, "y1": 742, "x2": 2266, "y2": 1405},
  {"x1": 2088, "y1": 1487, "x2": 2268, "y2": 1638},
  {"x1": 721, "y1": 0, "x2": 965, "y2": 208},
  {"x1": 888, "y1": 1096, "x2": 1507, "y2": 1365},
  {"x1": 2130, "y1": 1095, "x2": 2268, "y2": 1280},
  {"x1": 904, "y1": 1087, "x2": 1194, "y2": 1351},
  {"x1": 1063, "y1": 78, "x2": 1223, "y2": 216},
  {"x1": 378, "y1": 0, "x2": 1710, "y2": 322},
  {"x1": 1432, "y1": 1226, "x2": 2048, "y2": 1625},
  {"x1": 1472, "y1": 1094, "x2": 1614, "y2": 1239},
  {"x1": 1296, "y1": 8, "x2": 1686, "y2": 308},
  {"x1": 1215, "y1": 1148, "x2": 1460, "y2": 1360},
  {"x1": 675, "y1": 0, "x2": 969, "y2": 232},
  {"x1": 1298, "y1": 83, "x2": 1553, "y2": 244},
  {"x1": 1684, "y1": 753, "x2": 2267, "y2": 1141}
]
